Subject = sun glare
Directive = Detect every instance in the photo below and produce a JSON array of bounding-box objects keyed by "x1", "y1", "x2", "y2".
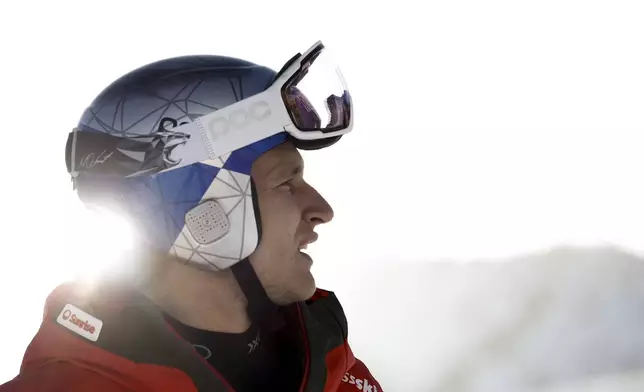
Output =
[{"x1": 63, "y1": 202, "x2": 139, "y2": 283}]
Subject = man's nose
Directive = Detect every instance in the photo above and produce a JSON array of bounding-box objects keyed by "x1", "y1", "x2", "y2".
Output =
[{"x1": 302, "y1": 185, "x2": 334, "y2": 226}]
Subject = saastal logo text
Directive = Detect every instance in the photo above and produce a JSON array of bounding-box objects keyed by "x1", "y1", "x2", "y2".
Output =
[
  {"x1": 342, "y1": 372, "x2": 379, "y2": 392},
  {"x1": 56, "y1": 304, "x2": 103, "y2": 342}
]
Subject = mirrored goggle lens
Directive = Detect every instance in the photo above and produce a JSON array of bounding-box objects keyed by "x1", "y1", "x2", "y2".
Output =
[{"x1": 283, "y1": 48, "x2": 352, "y2": 133}]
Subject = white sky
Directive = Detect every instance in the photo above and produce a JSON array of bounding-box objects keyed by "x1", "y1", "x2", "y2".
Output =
[{"x1": 0, "y1": 0, "x2": 643, "y2": 389}]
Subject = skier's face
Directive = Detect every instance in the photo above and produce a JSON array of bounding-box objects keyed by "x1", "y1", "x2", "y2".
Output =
[{"x1": 248, "y1": 142, "x2": 334, "y2": 304}]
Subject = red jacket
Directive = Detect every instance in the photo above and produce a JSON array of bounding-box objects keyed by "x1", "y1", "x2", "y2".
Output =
[{"x1": 0, "y1": 283, "x2": 383, "y2": 392}]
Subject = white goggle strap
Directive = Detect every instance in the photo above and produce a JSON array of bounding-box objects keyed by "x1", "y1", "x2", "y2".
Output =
[{"x1": 165, "y1": 88, "x2": 291, "y2": 172}]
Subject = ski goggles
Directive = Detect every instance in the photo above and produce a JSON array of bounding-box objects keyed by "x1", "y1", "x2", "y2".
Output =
[{"x1": 66, "y1": 41, "x2": 353, "y2": 178}]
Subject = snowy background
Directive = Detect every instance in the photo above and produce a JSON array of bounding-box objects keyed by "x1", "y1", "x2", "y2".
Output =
[
  {"x1": 1, "y1": 0, "x2": 643, "y2": 391},
  {"x1": 317, "y1": 246, "x2": 644, "y2": 391}
]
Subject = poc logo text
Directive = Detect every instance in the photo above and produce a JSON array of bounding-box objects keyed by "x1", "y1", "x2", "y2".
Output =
[{"x1": 207, "y1": 101, "x2": 271, "y2": 141}]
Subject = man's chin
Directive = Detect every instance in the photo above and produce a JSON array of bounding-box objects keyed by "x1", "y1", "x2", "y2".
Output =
[
  {"x1": 269, "y1": 272, "x2": 316, "y2": 305},
  {"x1": 296, "y1": 274, "x2": 317, "y2": 301},
  {"x1": 292, "y1": 279, "x2": 317, "y2": 303}
]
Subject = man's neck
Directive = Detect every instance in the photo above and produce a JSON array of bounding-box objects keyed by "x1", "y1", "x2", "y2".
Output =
[{"x1": 141, "y1": 257, "x2": 251, "y2": 334}]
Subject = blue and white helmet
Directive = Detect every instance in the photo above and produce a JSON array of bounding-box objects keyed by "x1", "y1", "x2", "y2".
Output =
[{"x1": 66, "y1": 42, "x2": 353, "y2": 273}]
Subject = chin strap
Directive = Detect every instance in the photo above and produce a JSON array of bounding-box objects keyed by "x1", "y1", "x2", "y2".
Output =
[{"x1": 230, "y1": 257, "x2": 284, "y2": 331}]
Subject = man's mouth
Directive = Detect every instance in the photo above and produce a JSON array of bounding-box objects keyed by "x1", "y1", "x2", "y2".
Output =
[{"x1": 298, "y1": 233, "x2": 319, "y2": 251}]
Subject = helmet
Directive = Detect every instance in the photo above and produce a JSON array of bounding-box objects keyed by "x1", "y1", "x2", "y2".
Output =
[{"x1": 65, "y1": 41, "x2": 353, "y2": 324}]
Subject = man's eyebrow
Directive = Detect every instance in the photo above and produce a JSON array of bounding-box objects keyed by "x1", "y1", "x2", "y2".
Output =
[{"x1": 268, "y1": 159, "x2": 304, "y2": 180}]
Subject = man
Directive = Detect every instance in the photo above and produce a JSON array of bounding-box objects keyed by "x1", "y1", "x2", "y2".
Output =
[{"x1": 0, "y1": 42, "x2": 383, "y2": 391}]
